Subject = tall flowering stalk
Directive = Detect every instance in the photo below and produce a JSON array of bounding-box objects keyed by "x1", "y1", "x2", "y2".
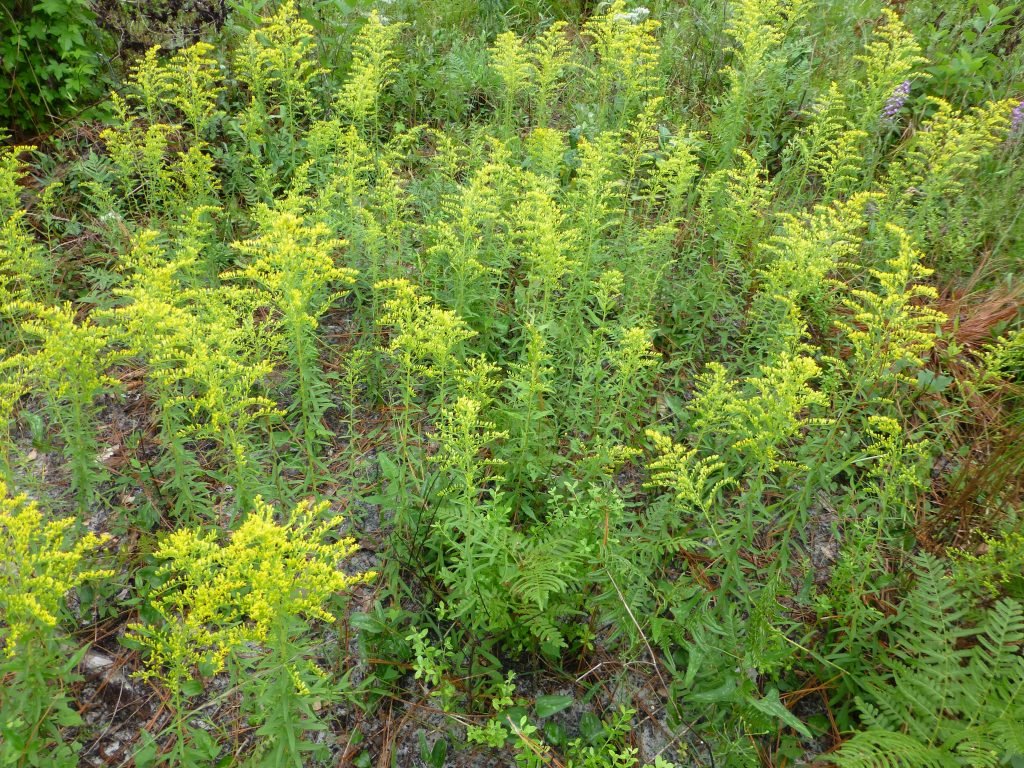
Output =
[
  {"x1": 375, "y1": 278, "x2": 476, "y2": 448},
  {"x1": 20, "y1": 304, "x2": 120, "y2": 512},
  {"x1": 584, "y1": 0, "x2": 661, "y2": 128},
  {"x1": 712, "y1": 0, "x2": 790, "y2": 162},
  {"x1": 340, "y1": 10, "x2": 404, "y2": 140},
  {"x1": 882, "y1": 80, "x2": 911, "y2": 123},
  {"x1": 488, "y1": 31, "x2": 534, "y2": 138},
  {"x1": 1010, "y1": 98, "x2": 1024, "y2": 139},
  {"x1": 836, "y1": 224, "x2": 947, "y2": 393},
  {"x1": 226, "y1": 207, "x2": 357, "y2": 484},
  {"x1": 854, "y1": 10, "x2": 927, "y2": 135}
]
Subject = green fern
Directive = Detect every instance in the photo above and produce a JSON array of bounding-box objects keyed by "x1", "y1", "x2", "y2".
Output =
[{"x1": 835, "y1": 554, "x2": 1024, "y2": 768}]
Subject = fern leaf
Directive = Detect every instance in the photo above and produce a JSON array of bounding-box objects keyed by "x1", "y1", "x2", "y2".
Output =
[{"x1": 834, "y1": 730, "x2": 959, "y2": 768}]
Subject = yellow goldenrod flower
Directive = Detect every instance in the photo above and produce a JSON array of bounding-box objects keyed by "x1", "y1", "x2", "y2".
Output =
[{"x1": 0, "y1": 483, "x2": 111, "y2": 656}]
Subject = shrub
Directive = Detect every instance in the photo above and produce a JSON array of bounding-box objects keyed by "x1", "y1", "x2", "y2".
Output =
[{"x1": 0, "y1": 0, "x2": 109, "y2": 133}]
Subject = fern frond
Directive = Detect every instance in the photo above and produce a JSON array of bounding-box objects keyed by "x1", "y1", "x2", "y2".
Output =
[
  {"x1": 842, "y1": 556, "x2": 1024, "y2": 766},
  {"x1": 964, "y1": 598, "x2": 1024, "y2": 724},
  {"x1": 835, "y1": 730, "x2": 958, "y2": 768}
]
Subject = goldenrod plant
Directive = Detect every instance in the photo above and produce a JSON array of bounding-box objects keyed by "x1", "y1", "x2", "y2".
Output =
[
  {"x1": 129, "y1": 497, "x2": 373, "y2": 766},
  {"x1": 501, "y1": 323, "x2": 555, "y2": 486},
  {"x1": 1, "y1": 146, "x2": 49, "y2": 335},
  {"x1": 0, "y1": 354, "x2": 27, "y2": 483},
  {"x1": 852, "y1": 10, "x2": 929, "y2": 137},
  {"x1": 173, "y1": 299, "x2": 280, "y2": 516},
  {"x1": 646, "y1": 429, "x2": 732, "y2": 547},
  {"x1": 20, "y1": 304, "x2": 119, "y2": 512},
  {"x1": 583, "y1": 0, "x2": 661, "y2": 128},
  {"x1": 106, "y1": 230, "x2": 213, "y2": 522},
  {"x1": 164, "y1": 43, "x2": 224, "y2": 140},
  {"x1": 340, "y1": 10, "x2": 404, "y2": 141},
  {"x1": 529, "y1": 21, "x2": 573, "y2": 129},
  {"x1": 748, "y1": 192, "x2": 878, "y2": 362},
  {"x1": 675, "y1": 149, "x2": 770, "y2": 360},
  {"x1": 375, "y1": 277, "x2": 476, "y2": 423},
  {"x1": 1, "y1": 0, "x2": 1022, "y2": 764},
  {"x1": 0, "y1": 483, "x2": 111, "y2": 767},
  {"x1": 885, "y1": 96, "x2": 1015, "y2": 268},
  {"x1": 690, "y1": 353, "x2": 829, "y2": 487},
  {"x1": 835, "y1": 224, "x2": 947, "y2": 394},
  {"x1": 100, "y1": 88, "x2": 222, "y2": 223},
  {"x1": 488, "y1": 30, "x2": 534, "y2": 138},
  {"x1": 226, "y1": 206, "x2": 356, "y2": 480},
  {"x1": 231, "y1": 0, "x2": 327, "y2": 201},
  {"x1": 430, "y1": 396, "x2": 508, "y2": 505},
  {"x1": 423, "y1": 160, "x2": 504, "y2": 326},
  {"x1": 512, "y1": 180, "x2": 580, "y2": 326},
  {"x1": 712, "y1": 0, "x2": 793, "y2": 163}
]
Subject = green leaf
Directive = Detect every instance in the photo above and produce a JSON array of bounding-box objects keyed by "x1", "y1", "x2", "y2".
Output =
[
  {"x1": 62, "y1": 643, "x2": 91, "y2": 673},
  {"x1": 916, "y1": 370, "x2": 953, "y2": 394},
  {"x1": 578, "y1": 711, "x2": 604, "y2": 744},
  {"x1": 535, "y1": 694, "x2": 574, "y2": 719},
  {"x1": 350, "y1": 611, "x2": 386, "y2": 634},
  {"x1": 32, "y1": 0, "x2": 68, "y2": 16},
  {"x1": 377, "y1": 452, "x2": 400, "y2": 481},
  {"x1": 418, "y1": 732, "x2": 447, "y2": 768},
  {"x1": 55, "y1": 706, "x2": 83, "y2": 727},
  {"x1": 690, "y1": 675, "x2": 737, "y2": 703},
  {"x1": 132, "y1": 731, "x2": 159, "y2": 768},
  {"x1": 544, "y1": 720, "x2": 568, "y2": 748},
  {"x1": 747, "y1": 688, "x2": 811, "y2": 739}
]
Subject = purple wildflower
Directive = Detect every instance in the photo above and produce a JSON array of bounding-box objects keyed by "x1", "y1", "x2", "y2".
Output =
[
  {"x1": 882, "y1": 80, "x2": 911, "y2": 122},
  {"x1": 1011, "y1": 99, "x2": 1024, "y2": 137}
]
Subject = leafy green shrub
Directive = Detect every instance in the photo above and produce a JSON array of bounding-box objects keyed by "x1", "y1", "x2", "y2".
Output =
[{"x1": 0, "y1": 0, "x2": 109, "y2": 133}]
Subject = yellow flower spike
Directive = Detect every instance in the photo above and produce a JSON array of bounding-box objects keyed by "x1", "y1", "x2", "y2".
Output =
[{"x1": 339, "y1": 9, "x2": 405, "y2": 134}]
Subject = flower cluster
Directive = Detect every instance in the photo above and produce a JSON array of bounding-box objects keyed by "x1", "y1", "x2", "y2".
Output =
[
  {"x1": 614, "y1": 6, "x2": 651, "y2": 24},
  {"x1": 882, "y1": 79, "x2": 911, "y2": 122},
  {"x1": 1010, "y1": 98, "x2": 1023, "y2": 137},
  {"x1": 0, "y1": 483, "x2": 111, "y2": 655},
  {"x1": 129, "y1": 497, "x2": 373, "y2": 692}
]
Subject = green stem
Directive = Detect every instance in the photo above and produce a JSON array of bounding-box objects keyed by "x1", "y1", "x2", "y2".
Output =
[{"x1": 67, "y1": 394, "x2": 94, "y2": 513}]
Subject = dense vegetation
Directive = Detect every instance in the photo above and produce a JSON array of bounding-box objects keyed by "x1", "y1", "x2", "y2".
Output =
[{"x1": 2, "y1": 0, "x2": 1023, "y2": 765}]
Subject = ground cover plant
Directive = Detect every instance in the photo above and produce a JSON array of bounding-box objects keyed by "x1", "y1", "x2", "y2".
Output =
[{"x1": 1, "y1": 0, "x2": 1023, "y2": 765}]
